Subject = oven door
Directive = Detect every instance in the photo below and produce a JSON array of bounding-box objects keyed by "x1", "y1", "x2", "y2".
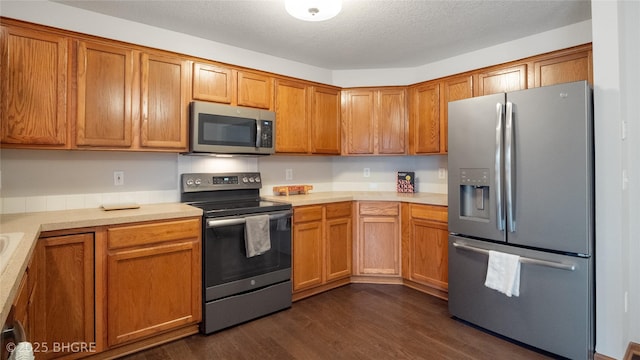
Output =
[{"x1": 203, "y1": 210, "x2": 292, "y2": 302}]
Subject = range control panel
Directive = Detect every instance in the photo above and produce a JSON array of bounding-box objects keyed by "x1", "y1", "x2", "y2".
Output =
[{"x1": 181, "y1": 172, "x2": 262, "y2": 192}]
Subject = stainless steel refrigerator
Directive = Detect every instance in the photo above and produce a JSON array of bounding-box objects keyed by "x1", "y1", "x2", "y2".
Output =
[{"x1": 447, "y1": 80, "x2": 594, "y2": 359}]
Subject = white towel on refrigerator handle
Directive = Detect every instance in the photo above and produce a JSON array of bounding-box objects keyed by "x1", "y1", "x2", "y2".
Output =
[{"x1": 484, "y1": 250, "x2": 521, "y2": 297}]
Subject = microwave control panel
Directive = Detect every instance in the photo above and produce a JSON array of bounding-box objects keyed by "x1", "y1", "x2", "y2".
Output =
[{"x1": 260, "y1": 120, "x2": 273, "y2": 148}]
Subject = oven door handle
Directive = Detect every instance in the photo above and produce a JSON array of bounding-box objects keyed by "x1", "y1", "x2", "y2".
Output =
[{"x1": 206, "y1": 210, "x2": 292, "y2": 228}]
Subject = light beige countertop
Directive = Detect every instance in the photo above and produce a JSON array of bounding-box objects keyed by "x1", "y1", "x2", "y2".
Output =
[
  {"x1": 0, "y1": 203, "x2": 202, "y2": 327},
  {"x1": 0, "y1": 192, "x2": 446, "y2": 326},
  {"x1": 262, "y1": 191, "x2": 448, "y2": 207}
]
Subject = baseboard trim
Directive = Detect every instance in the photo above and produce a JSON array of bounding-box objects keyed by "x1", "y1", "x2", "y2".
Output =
[
  {"x1": 595, "y1": 352, "x2": 617, "y2": 360},
  {"x1": 594, "y1": 342, "x2": 640, "y2": 360},
  {"x1": 625, "y1": 342, "x2": 640, "y2": 360}
]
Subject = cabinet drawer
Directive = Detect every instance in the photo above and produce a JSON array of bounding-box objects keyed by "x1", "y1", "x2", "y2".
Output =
[
  {"x1": 359, "y1": 202, "x2": 399, "y2": 216},
  {"x1": 411, "y1": 204, "x2": 448, "y2": 222},
  {"x1": 108, "y1": 218, "x2": 201, "y2": 250},
  {"x1": 326, "y1": 202, "x2": 352, "y2": 219},
  {"x1": 293, "y1": 206, "x2": 323, "y2": 223}
]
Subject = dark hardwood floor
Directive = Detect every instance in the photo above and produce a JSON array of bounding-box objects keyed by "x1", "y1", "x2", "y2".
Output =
[{"x1": 122, "y1": 284, "x2": 553, "y2": 359}]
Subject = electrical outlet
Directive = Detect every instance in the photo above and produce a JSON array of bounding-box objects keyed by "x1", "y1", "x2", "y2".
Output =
[
  {"x1": 114, "y1": 171, "x2": 124, "y2": 186},
  {"x1": 438, "y1": 168, "x2": 447, "y2": 179},
  {"x1": 363, "y1": 168, "x2": 370, "y2": 178},
  {"x1": 285, "y1": 168, "x2": 293, "y2": 180}
]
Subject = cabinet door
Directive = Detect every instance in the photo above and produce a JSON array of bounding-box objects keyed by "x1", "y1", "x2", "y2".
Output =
[
  {"x1": 410, "y1": 219, "x2": 449, "y2": 290},
  {"x1": 358, "y1": 202, "x2": 400, "y2": 275},
  {"x1": 107, "y1": 240, "x2": 200, "y2": 346},
  {"x1": 377, "y1": 88, "x2": 406, "y2": 154},
  {"x1": 441, "y1": 75, "x2": 473, "y2": 154},
  {"x1": 325, "y1": 216, "x2": 352, "y2": 281},
  {"x1": 343, "y1": 90, "x2": 375, "y2": 154},
  {"x1": 34, "y1": 233, "x2": 94, "y2": 360},
  {"x1": 275, "y1": 79, "x2": 309, "y2": 153},
  {"x1": 409, "y1": 82, "x2": 440, "y2": 154},
  {"x1": 1, "y1": 26, "x2": 68, "y2": 147},
  {"x1": 76, "y1": 40, "x2": 134, "y2": 147},
  {"x1": 192, "y1": 62, "x2": 232, "y2": 103},
  {"x1": 533, "y1": 48, "x2": 593, "y2": 87},
  {"x1": 475, "y1": 64, "x2": 527, "y2": 96},
  {"x1": 359, "y1": 216, "x2": 400, "y2": 275},
  {"x1": 292, "y1": 220, "x2": 324, "y2": 291},
  {"x1": 106, "y1": 219, "x2": 201, "y2": 346},
  {"x1": 311, "y1": 86, "x2": 341, "y2": 154},
  {"x1": 140, "y1": 53, "x2": 190, "y2": 150},
  {"x1": 237, "y1": 70, "x2": 272, "y2": 109}
]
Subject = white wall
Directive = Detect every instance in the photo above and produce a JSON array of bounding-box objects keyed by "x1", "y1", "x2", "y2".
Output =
[
  {"x1": 592, "y1": 0, "x2": 640, "y2": 358},
  {"x1": 258, "y1": 155, "x2": 448, "y2": 196},
  {"x1": 333, "y1": 20, "x2": 593, "y2": 87}
]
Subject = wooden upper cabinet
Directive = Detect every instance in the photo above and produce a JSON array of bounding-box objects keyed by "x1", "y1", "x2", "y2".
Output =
[
  {"x1": 140, "y1": 52, "x2": 190, "y2": 150},
  {"x1": 409, "y1": 82, "x2": 440, "y2": 154},
  {"x1": 1, "y1": 25, "x2": 68, "y2": 147},
  {"x1": 237, "y1": 70, "x2": 273, "y2": 109},
  {"x1": 342, "y1": 89, "x2": 375, "y2": 154},
  {"x1": 311, "y1": 85, "x2": 341, "y2": 154},
  {"x1": 532, "y1": 45, "x2": 593, "y2": 87},
  {"x1": 441, "y1": 75, "x2": 473, "y2": 154},
  {"x1": 76, "y1": 40, "x2": 134, "y2": 148},
  {"x1": 377, "y1": 88, "x2": 406, "y2": 154},
  {"x1": 275, "y1": 79, "x2": 310, "y2": 153},
  {"x1": 475, "y1": 64, "x2": 527, "y2": 96},
  {"x1": 342, "y1": 88, "x2": 406, "y2": 155},
  {"x1": 192, "y1": 62, "x2": 232, "y2": 103}
]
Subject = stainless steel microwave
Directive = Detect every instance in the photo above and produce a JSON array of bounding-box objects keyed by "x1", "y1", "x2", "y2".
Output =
[{"x1": 188, "y1": 101, "x2": 276, "y2": 155}]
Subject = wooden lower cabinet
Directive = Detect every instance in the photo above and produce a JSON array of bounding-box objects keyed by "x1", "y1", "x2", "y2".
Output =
[
  {"x1": 33, "y1": 232, "x2": 95, "y2": 360},
  {"x1": 401, "y1": 203, "x2": 449, "y2": 299},
  {"x1": 292, "y1": 202, "x2": 352, "y2": 300},
  {"x1": 105, "y1": 218, "x2": 201, "y2": 347},
  {"x1": 355, "y1": 202, "x2": 401, "y2": 277},
  {"x1": 22, "y1": 216, "x2": 201, "y2": 360}
]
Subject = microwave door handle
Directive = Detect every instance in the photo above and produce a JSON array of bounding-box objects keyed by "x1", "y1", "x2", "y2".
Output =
[{"x1": 255, "y1": 120, "x2": 262, "y2": 148}]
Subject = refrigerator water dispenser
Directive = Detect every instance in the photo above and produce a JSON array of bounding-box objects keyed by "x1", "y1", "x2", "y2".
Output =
[{"x1": 459, "y1": 168, "x2": 490, "y2": 221}]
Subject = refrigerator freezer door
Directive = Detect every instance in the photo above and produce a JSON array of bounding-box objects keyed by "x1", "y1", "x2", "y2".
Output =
[
  {"x1": 448, "y1": 93, "x2": 506, "y2": 242},
  {"x1": 448, "y1": 236, "x2": 594, "y2": 360},
  {"x1": 506, "y1": 81, "x2": 593, "y2": 255}
]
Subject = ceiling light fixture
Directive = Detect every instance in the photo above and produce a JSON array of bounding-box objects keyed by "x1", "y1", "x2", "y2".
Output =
[{"x1": 285, "y1": 0, "x2": 342, "y2": 22}]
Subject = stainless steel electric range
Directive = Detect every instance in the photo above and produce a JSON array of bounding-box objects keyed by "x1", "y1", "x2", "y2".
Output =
[{"x1": 181, "y1": 172, "x2": 292, "y2": 334}]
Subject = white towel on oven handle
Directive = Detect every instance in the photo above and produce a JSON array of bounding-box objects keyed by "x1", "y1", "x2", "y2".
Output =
[
  {"x1": 484, "y1": 250, "x2": 521, "y2": 297},
  {"x1": 244, "y1": 214, "x2": 271, "y2": 257}
]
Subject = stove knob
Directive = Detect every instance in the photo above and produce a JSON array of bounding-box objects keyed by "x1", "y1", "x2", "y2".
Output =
[
  {"x1": 186, "y1": 179, "x2": 194, "y2": 186},
  {"x1": 194, "y1": 178, "x2": 202, "y2": 186},
  {"x1": 249, "y1": 177, "x2": 255, "y2": 183},
  {"x1": 242, "y1": 177, "x2": 249, "y2": 183},
  {"x1": 255, "y1": 176, "x2": 261, "y2": 183}
]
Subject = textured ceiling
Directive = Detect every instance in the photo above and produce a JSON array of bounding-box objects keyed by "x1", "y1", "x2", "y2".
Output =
[{"x1": 53, "y1": 0, "x2": 592, "y2": 70}]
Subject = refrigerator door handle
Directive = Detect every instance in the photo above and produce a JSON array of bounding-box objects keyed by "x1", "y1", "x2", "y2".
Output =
[
  {"x1": 452, "y1": 242, "x2": 576, "y2": 271},
  {"x1": 505, "y1": 101, "x2": 516, "y2": 232},
  {"x1": 495, "y1": 103, "x2": 505, "y2": 231}
]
